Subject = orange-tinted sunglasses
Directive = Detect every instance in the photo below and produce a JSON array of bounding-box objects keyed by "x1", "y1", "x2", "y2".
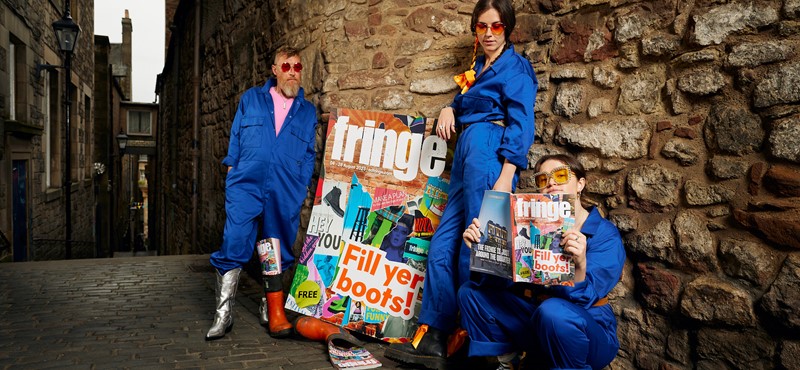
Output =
[
  {"x1": 475, "y1": 22, "x2": 505, "y2": 36},
  {"x1": 279, "y1": 62, "x2": 303, "y2": 73},
  {"x1": 532, "y1": 166, "x2": 573, "y2": 189}
]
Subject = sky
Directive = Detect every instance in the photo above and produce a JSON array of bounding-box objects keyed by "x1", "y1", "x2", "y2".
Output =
[{"x1": 94, "y1": 1, "x2": 165, "y2": 103}]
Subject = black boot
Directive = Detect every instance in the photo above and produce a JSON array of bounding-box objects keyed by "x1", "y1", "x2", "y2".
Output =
[
  {"x1": 323, "y1": 186, "x2": 344, "y2": 217},
  {"x1": 384, "y1": 324, "x2": 448, "y2": 370}
]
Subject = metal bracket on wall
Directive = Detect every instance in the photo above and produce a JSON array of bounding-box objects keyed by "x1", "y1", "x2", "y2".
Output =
[{"x1": 35, "y1": 61, "x2": 62, "y2": 78}]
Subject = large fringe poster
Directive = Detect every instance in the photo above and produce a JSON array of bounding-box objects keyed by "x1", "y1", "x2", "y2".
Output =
[{"x1": 286, "y1": 109, "x2": 453, "y2": 342}]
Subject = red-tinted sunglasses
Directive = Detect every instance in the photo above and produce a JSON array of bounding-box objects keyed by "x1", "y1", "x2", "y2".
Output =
[
  {"x1": 475, "y1": 22, "x2": 505, "y2": 36},
  {"x1": 279, "y1": 62, "x2": 303, "y2": 73}
]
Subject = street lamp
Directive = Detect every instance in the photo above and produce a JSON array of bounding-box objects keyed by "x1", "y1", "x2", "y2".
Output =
[
  {"x1": 52, "y1": 12, "x2": 80, "y2": 54},
  {"x1": 116, "y1": 131, "x2": 129, "y2": 154},
  {"x1": 53, "y1": 0, "x2": 80, "y2": 259}
]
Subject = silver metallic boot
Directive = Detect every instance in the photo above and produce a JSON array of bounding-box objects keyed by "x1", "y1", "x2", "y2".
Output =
[
  {"x1": 205, "y1": 268, "x2": 241, "y2": 340},
  {"x1": 258, "y1": 297, "x2": 269, "y2": 327}
]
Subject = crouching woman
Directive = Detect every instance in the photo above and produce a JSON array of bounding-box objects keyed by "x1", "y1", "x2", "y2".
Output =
[{"x1": 459, "y1": 153, "x2": 626, "y2": 370}]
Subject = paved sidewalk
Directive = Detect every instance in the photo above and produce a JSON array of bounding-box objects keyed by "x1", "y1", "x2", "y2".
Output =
[{"x1": 0, "y1": 255, "x2": 409, "y2": 369}]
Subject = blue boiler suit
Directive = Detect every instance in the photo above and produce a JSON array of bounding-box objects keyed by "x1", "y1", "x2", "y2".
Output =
[
  {"x1": 211, "y1": 78, "x2": 317, "y2": 274},
  {"x1": 458, "y1": 208, "x2": 626, "y2": 370},
  {"x1": 419, "y1": 44, "x2": 538, "y2": 333}
]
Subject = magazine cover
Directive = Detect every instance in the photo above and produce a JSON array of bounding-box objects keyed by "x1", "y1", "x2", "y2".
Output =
[
  {"x1": 256, "y1": 238, "x2": 281, "y2": 275},
  {"x1": 328, "y1": 338, "x2": 382, "y2": 370},
  {"x1": 468, "y1": 191, "x2": 514, "y2": 279},
  {"x1": 286, "y1": 109, "x2": 454, "y2": 342},
  {"x1": 470, "y1": 190, "x2": 576, "y2": 285}
]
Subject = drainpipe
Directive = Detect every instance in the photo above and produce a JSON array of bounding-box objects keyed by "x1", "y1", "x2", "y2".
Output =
[
  {"x1": 170, "y1": 30, "x2": 180, "y2": 254},
  {"x1": 108, "y1": 68, "x2": 115, "y2": 258},
  {"x1": 191, "y1": 0, "x2": 201, "y2": 251}
]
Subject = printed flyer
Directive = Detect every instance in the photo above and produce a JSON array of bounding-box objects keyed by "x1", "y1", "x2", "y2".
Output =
[{"x1": 286, "y1": 109, "x2": 454, "y2": 342}]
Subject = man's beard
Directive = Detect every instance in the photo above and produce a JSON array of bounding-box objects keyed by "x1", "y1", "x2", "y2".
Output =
[{"x1": 280, "y1": 82, "x2": 300, "y2": 98}]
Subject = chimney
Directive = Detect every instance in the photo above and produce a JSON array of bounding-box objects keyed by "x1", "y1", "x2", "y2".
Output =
[{"x1": 122, "y1": 9, "x2": 133, "y2": 98}]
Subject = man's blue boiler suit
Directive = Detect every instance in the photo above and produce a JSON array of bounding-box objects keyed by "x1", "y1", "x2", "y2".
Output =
[{"x1": 211, "y1": 78, "x2": 317, "y2": 274}]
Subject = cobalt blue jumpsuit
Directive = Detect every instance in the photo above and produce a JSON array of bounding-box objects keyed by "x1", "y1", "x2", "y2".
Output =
[
  {"x1": 458, "y1": 208, "x2": 626, "y2": 370},
  {"x1": 418, "y1": 44, "x2": 538, "y2": 333},
  {"x1": 211, "y1": 78, "x2": 317, "y2": 274}
]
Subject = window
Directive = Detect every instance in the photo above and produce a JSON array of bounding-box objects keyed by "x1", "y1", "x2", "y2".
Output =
[
  {"x1": 46, "y1": 71, "x2": 62, "y2": 188},
  {"x1": 8, "y1": 43, "x2": 14, "y2": 120},
  {"x1": 50, "y1": 72, "x2": 62, "y2": 187},
  {"x1": 44, "y1": 69, "x2": 50, "y2": 187},
  {"x1": 69, "y1": 82, "x2": 77, "y2": 181},
  {"x1": 84, "y1": 96, "x2": 91, "y2": 179},
  {"x1": 71, "y1": 1, "x2": 79, "y2": 22},
  {"x1": 128, "y1": 110, "x2": 152, "y2": 135},
  {"x1": 9, "y1": 35, "x2": 28, "y2": 121}
]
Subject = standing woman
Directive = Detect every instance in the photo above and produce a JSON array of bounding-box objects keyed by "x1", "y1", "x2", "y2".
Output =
[
  {"x1": 385, "y1": 0, "x2": 538, "y2": 368},
  {"x1": 460, "y1": 154, "x2": 626, "y2": 370}
]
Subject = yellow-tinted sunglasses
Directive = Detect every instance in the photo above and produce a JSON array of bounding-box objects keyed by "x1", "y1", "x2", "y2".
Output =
[{"x1": 532, "y1": 166, "x2": 573, "y2": 189}]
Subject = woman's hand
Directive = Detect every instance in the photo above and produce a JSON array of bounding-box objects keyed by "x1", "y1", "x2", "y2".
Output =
[
  {"x1": 436, "y1": 107, "x2": 457, "y2": 140},
  {"x1": 463, "y1": 218, "x2": 482, "y2": 248},
  {"x1": 560, "y1": 229, "x2": 587, "y2": 282},
  {"x1": 492, "y1": 176, "x2": 512, "y2": 193},
  {"x1": 492, "y1": 161, "x2": 517, "y2": 193}
]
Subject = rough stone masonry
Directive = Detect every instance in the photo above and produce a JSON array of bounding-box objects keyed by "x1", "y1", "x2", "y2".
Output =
[{"x1": 157, "y1": 1, "x2": 800, "y2": 369}]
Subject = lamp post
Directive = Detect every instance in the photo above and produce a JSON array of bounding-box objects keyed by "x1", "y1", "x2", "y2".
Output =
[
  {"x1": 53, "y1": 0, "x2": 81, "y2": 259},
  {"x1": 115, "y1": 132, "x2": 128, "y2": 256}
]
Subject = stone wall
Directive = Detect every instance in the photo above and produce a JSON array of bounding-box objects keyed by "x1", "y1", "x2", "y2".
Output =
[
  {"x1": 158, "y1": 0, "x2": 800, "y2": 368},
  {"x1": 1, "y1": 0, "x2": 96, "y2": 260}
]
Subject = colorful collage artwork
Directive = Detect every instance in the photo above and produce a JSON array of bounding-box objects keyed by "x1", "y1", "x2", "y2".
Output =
[{"x1": 286, "y1": 109, "x2": 454, "y2": 342}]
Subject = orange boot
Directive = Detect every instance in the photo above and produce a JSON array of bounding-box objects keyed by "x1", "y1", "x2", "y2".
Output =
[
  {"x1": 263, "y1": 274, "x2": 292, "y2": 338},
  {"x1": 446, "y1": 327, "x2": 468, "y2": 357},
  {"x1": 265, "y1": 291, "x2": 292, "y2": 337},
  {"x1": 294, "y1": 316, "x2": 345, "y2": 342}
]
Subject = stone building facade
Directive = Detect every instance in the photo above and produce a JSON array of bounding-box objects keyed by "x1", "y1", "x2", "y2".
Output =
[
  {"x1": 157, "y1": 0, "x2": 800, "y2": 368},
  {"x1": 95, "y1": 12, "x2": 158, "y2": 258},
  {"x1": 0, "y1": 0, "x2": 96, "y2": 260},
  {"x1": 93, "y1": 34, "x2": 122, "y2": 259}
]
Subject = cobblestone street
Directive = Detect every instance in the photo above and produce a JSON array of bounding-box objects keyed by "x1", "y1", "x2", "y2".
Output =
[{"x1": 0, "y1": 255, "x2": 406, "y2": 369}]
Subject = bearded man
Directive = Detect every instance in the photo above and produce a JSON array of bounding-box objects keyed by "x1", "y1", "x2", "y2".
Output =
[{"x1": 205, "y1": 46, "x2": 317, "y2": 340}]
